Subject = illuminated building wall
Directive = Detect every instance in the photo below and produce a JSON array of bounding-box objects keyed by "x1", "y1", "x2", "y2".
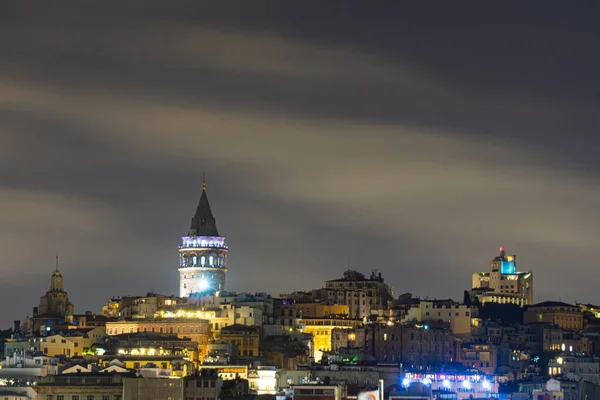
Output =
[
  {"x1": 115, "y1": 339, "x2": 199, "y2": 366},
  {"x1": 36, "y1": 375, "x2": 125, "y2": 400},
  {"x1": 298, "y1": 317, "x2": 363, "y2": 360},
  {"x1": 155, "y1": 305, "x2": 263, "y2": 336},
  {"x1": 471, "y1": 272, "x2": 490, "y2": 289},
  {"x1": 37, "y1": 334, "x2": 76, "y2": 357},
  {"x1": 219, "y1": 325, "x2": 261, "y2": 357},
  {"x1": 105, "y1": 319, "x2": 211, "y2": 358},
  {"x1": 524, "y1": 301, "x2": 584, "y2": 331},
  {"x1": 179, "y1": 179, "x2": 228, "y2": 297},
  {"x1": 404, "y1": 300, "x2": 471, "y2": 336},
  {"x1": 248, "y1": 367, "x2": 278, "y2": 395}
]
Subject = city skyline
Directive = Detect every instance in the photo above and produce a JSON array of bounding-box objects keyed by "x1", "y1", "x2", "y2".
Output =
[{"x1": 1, "y1": 2, "x2": 600, "y2": 327}]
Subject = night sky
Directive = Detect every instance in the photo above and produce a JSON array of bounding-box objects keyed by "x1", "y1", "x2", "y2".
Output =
[{"x1": 1, "y1": 2, "x2": 599, "y2": 327}]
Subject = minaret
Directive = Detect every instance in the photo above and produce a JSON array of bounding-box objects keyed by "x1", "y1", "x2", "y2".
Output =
[{"x1": 178, "y1": 175, "x2": 228, "y2": 297}]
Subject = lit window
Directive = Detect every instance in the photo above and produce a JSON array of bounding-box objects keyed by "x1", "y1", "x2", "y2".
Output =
[
  {"x1": 209, "y1": 256, "x2": 214, "y2": 265},
  {"x1": 201, "y1": 256, "x2": 206, "y2": 266},
  {"x1": 192, "y1": 256, "x2": 197, "y2": 265}
]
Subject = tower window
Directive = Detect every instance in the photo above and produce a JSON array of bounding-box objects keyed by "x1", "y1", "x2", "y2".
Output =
[
  {"x1": 192, "y1": 256, "x2": 197, "y2": 265},
  {"x1": 201, "y1": 256, "x2": 206, "y2": 266},
  {"x1": 209, "y1": 256, "x2": 214, "y2": 266}
]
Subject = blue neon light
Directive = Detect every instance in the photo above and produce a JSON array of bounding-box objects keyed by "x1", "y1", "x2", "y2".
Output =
[{"x1": 501, "y1": 261, "x2": 516, "y2": 274}]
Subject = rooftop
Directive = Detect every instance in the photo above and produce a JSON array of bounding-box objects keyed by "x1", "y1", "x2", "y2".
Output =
[{"x1": 529, "y1": 301, "x2": 578, "y2": 309}]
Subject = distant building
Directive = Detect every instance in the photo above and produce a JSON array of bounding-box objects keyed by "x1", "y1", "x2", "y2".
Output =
[
  {"x1": 403, "y1": 298, "x2": 471, "y2": 336},
  {"x1": 123, "y1": 376, "x2": 184, "y2": 400},
  {"x1": 219, "y1": 325, "x2": 261, "y2": 358},
  {"x1": 179, "y1": 177, "x2": 228, "y2": 297},
  {"x1": 102, "y1": 293, "x2": 185, "y2": 319},
  {"x1": 292, "y1": 384, "x2": 345, "y2": 400},
  {"x1": 298, "y1": 317, "x2": 363, "y2": 360},
  {"x1": 36, "y1": 372, "x2": 135, "y2": 400},
  {"x1": 548, "y1": 356, "x2": 600, "y2": 383},
  {"x1": 283, "y1": 270, "x2": 394, "y2": 319},
  {"x1": 296, "y1": 303, "x2": 349, "y2": 319},
  {"x1": 324, "y1": 270, "x2": 394, "y2": 318},
  {"x1": 471, "y1": 247, "x2": 533, "y2": 306},
  {"x1": 184, "y1": 373, "x2": 223, "y2": 400},
  {"x1": 273, "y1": 299, "x2": 302, "y2": 331},
  {"x1": 524, "y1": 301, "x2": 584, "y2": 331},
  {"x1": 365, "y1": 321, "x2": 454, "y2": 366},
  {"x1": 456, "y1": 342, "x2": 498, "y2": 375},
  {"x1": 248, "y1": 366, "x2": 278, "y2": 395},
  {"x1": 105, "y1": 318, "x2": 210, "y2": 362}
]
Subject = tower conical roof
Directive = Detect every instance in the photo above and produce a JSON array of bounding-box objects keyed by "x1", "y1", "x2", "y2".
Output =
[{"x1": 188, "y1": 182, "x2": 220, "y2": 237}]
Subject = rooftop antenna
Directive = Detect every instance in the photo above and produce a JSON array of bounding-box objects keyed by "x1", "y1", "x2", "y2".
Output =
[{"x1": 55, "y1": 255, "x2": 59, "y2": 272}]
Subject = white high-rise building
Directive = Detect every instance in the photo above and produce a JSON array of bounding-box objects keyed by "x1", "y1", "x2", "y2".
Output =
[{"x1": 471, "y1": 247, "x2": 533, "y2": 306}]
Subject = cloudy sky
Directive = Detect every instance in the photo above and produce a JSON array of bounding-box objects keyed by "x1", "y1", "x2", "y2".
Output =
[{"x1": 1, "y1": 2, "x2": 599, "y2": 327}]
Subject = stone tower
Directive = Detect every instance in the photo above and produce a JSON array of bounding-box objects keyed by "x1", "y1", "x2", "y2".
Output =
[
  {"x1": 178, "y1": 176, "x2": 228, "y2": 297},
  {"x1": 39, "y1": 261, "x2": 74, "y2": 317}
]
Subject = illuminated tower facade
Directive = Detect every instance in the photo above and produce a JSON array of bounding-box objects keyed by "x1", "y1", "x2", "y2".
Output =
[{"x1": 178, "y1": 178, "x2": 228, "y2": 297}]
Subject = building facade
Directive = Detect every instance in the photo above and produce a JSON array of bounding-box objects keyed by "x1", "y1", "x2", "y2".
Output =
[
  {"x1": 324, "y1": 270, "x2": 394, "y2": 319},
  {"x1": 403, "y1": 299, "x2": 471, "y2": 336},
  {"x1": 366, "y1": 322, "x2": 455, "y2": 366},
  {"x1": 179, "y1": 178, "x2": 228, "y2": 297},
  {"x1": 524, "y1": 301, "x2": 584, "y2": 331}
]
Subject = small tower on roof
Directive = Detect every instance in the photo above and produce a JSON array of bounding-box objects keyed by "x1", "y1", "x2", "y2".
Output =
[{"x1": 50, "y1": 255, "x2": 63, "y2": 291}]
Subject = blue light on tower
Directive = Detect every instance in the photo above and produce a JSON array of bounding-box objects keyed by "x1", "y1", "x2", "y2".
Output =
[{"x1": 500, "y1": 260, "x2": 516, "y2": 274}]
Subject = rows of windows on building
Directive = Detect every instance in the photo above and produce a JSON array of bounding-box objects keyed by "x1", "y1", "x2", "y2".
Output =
[{"x1": 180, "y1": 254, "x2": 225, "y2": 267}]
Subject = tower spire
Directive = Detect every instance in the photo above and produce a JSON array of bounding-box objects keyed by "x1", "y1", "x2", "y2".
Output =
[
  {"x1": 189, "y1": 176, "x2": 219, "y2": 237},
  {"x1": 55, "y1": 255, "x2": 59, "y2": 272}
]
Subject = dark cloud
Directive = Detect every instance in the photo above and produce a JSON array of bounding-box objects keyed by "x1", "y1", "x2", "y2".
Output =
[{"x1": 0, "y1": 1, "x2": 599, "y2": 326}]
